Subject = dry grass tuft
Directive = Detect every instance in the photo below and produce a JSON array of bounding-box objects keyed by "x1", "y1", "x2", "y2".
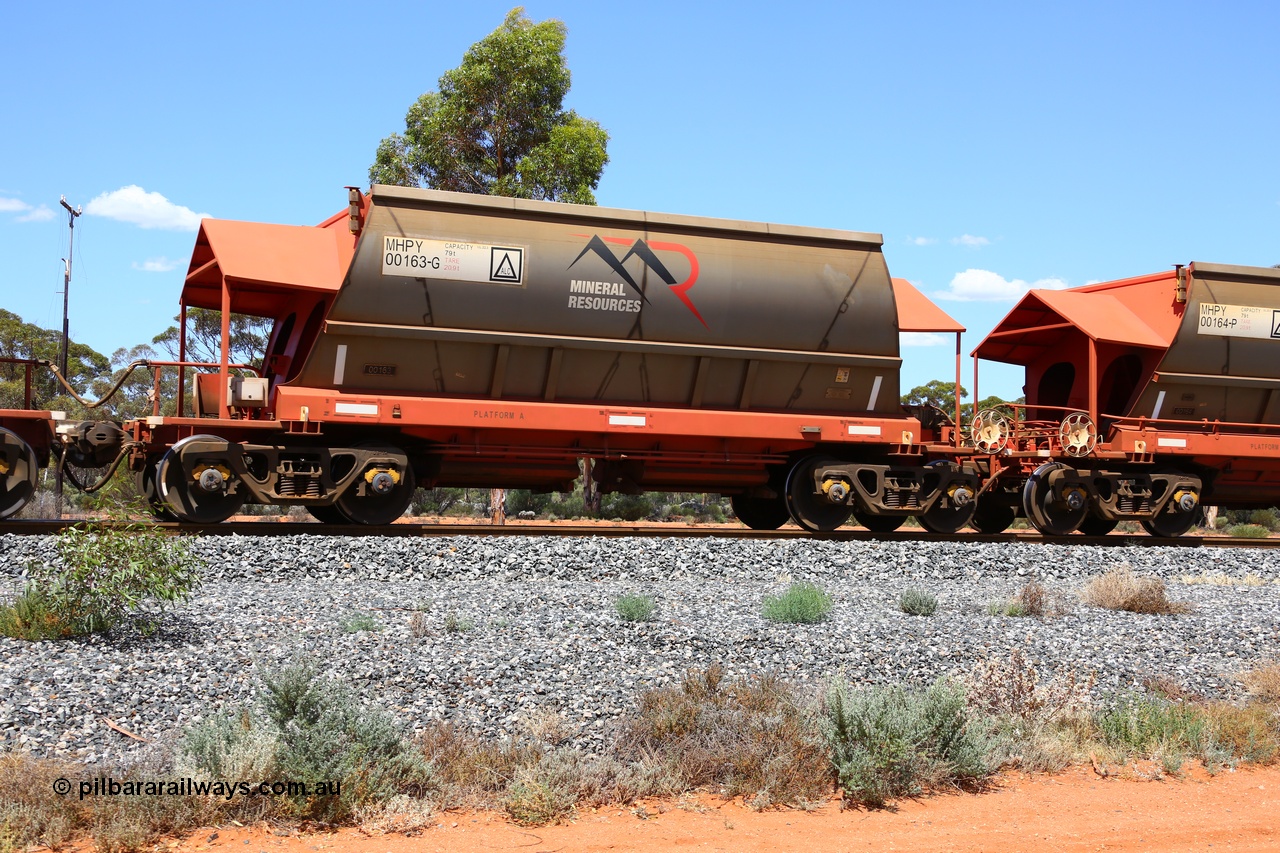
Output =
[
  {"x1": 1081, "y1": 566, "x2": 1193, "y2": 615},
  {"x1": 1179, "y1": 572, "x2": 1265, "y2": 587},
  {"x1": 989, "y1": 581, "x2": 1072, "y2": 619},
  {"x1": 615, "y1": 665, "x2": 831, "y2": 806},
  {"x1": 1239, "y1": 662, "x2": 1280, "y2": 704}
]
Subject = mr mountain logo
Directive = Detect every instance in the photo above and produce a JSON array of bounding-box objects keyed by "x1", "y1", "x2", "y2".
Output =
[{"x1": 566, "y1": 235, "x2": 708, "y2": 328}]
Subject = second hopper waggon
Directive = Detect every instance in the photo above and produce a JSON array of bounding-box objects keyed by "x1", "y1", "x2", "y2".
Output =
[
  {"x1": 116, "y1": 185, "x2": 978, "y2": 530},
  {"x1": 967, "y1": 262, "x2": 1280, "y2": 536}
]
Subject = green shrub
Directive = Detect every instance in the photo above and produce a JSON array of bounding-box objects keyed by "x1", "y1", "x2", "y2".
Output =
[
  {"x1": 443, "y1": 612, "x2": 474, "y2": 633},
  {"x1": 1095, "y1": 692, "x2": 1210, "y2": 765},
  {"x1": 0, "y1": 518, "x2": 202, "y2": 638},
  {"x1": 1247, "y1": 508, "x2": 1278, "y2": 530},
  {"x1": 1227, "y1": 524, "x2": 1272, "y2": 539},
  {"x1": 339, "y1": 612, "x2": 384, "y2": 633},
  {"x1": 824, "y1": 679, "x2": 993, "y2": 808},
  {"x1": 252, "y1": 662, "x2": 432, "y2": 821},
  {"x1": 614, "y1": 594, "x2": 656, "y2": 622},
  {"x1": 762, "y1": 582, "x2": 833, "y2": 624},
  {"x1": 898, "y1": 589, "x2": 938, "y2": 616}
]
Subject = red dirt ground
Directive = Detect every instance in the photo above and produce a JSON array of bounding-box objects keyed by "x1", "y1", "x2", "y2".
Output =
[{"x1": 81, "y1": 764, "x2": 1279, "y2": 853}]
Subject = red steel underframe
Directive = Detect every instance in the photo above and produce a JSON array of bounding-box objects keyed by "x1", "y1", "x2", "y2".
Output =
[{"x1": 131, "y1": 387, "x2": 928, "y2": 467}]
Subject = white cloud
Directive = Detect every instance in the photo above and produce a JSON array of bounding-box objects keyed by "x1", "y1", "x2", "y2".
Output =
[
  {"x1": 18, "y1": 205, "x2": 55, "y2": 222},
  {"x1": 951, "y1": 234, "x2": 990, "y2": 248},
  {"x1": 933, "y1": 268, "x2": 1070, "y2": 302},
  {"x1": 906, "y1": 236, "x2": 937, "y2": 246},
  {"x1": 85, "y1": 185, "x2": 210, "y2": 231},
  {"x1": 0, "y1": 197, "x2": 54, "y2": 221},
  {"x1": 132, "y1": 256, "x2": 181, "y2": 273},
  {"x1": 899, "y1": 332, "x2": 950, "y2": 347}
]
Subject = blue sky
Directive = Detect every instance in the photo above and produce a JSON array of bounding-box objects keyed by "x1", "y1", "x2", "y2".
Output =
[{"x1": 2, "y1": 1, "x2": 1276, "y2": 401}]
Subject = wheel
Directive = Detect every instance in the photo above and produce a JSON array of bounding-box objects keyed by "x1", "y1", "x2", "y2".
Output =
[
  {"x1": 969, "y1": 497, "x2": 1015, "y2": 534},
  {"x1": 334, "y1": 448, "x2": 415, "y2": 525},
  {"x1": 1022, "y1": 462, "x2": 1087, "y2": 536},
  {"x1": 1079, "y1": 515, "x2": 1119, "y2": 536},
  {"x1": 917, "y1": 461, "x2": 977, "y2": 534},
  {"x1": 1142, "y1": 503, "x2": 1203, "y2": 537},
  {"x1": 307, "y1": 504, "x2": 351, "y2": 524},
  {"x1": 134, "y1": 457, "x2": 177, "y2": 521},
  {"x1": 784, "y1": 456, "x2": 852, "y2": 532},
  {"x1": 0, "y1": 427, "x2": 38, "y2": 520},
  {"x1": 852, "y1": 510, "x2": 905, "y2": 533},
  {"x1": 156, "y1": 435, "x2": 247, "y2": 524},
  {"x1": 1141, "y1": 477, "x2": 1203, "y2": 537},
  {"x1": 730, "y1": 493, "x2": 790, "y2": 530}
]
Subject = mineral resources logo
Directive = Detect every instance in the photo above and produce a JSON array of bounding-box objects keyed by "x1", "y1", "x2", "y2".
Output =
[{"x1": 567, "y1": 234, "x2": 707, "y2": 328}]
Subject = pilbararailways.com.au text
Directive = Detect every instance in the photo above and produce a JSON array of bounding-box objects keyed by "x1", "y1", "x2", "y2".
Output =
[{"x1": 54, "y1": 776, "x2": 341, "y2": 802}]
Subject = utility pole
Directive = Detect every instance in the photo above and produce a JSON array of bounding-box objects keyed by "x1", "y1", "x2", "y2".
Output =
[{"x1": 56, "y1": 196, "x2": 82, "y2": 518}]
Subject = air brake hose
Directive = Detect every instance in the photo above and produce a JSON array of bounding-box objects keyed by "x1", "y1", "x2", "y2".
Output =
[{"x1": 37, "y1": 359, "x2": 153, "y2": 409}]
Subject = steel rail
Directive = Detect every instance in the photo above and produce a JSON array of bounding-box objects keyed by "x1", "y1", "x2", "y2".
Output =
[{"x1": 3, "y1": 519, "x2": 1278, "y2": 549}]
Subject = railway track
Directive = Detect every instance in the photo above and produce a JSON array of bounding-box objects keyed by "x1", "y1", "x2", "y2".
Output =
[{"x1": 3, "y1": 518, "x2": 1278, "y2": 548}]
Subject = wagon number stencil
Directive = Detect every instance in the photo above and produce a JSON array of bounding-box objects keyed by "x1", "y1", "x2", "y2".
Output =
[
  {"x1": 382, "y1": 237, "x2": 524, "y2": 286},
  {"x1": 1196, "y1": 303, "x2": 1280, "y2": 340}
]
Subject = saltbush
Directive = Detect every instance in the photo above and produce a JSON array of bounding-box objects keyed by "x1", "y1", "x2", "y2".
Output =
[
  {"x1": 762, "y1": 582, "x2": 833, "y2": 624},
  {"x1": 824, "y1": 679, "x2": 992, "y2": 808},
  {"x1": 898, "y1": 588, "x2": 938, "y2": 616},
  {"x1": 614, "y1": 594, "x2": 656, "y2": 622},
  {"x1": 182, "y1": 661, "x2": 432, "y2": 823}
]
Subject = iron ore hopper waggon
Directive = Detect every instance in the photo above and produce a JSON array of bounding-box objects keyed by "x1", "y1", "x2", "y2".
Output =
[
  {"x1": 967, "y1": 262, "x2": 1280, "y2": 536},
  {"x1": 2, "y1": 185, "x2": 1278, "y2": 536}
]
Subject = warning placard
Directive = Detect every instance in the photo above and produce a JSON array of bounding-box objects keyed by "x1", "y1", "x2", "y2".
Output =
[
  {"x1": 1196, "y1": 302, "x2": 1280, "y2": 340},
  {"x1": 382, "y1": 237, "x2": 524, "y2": 286}
]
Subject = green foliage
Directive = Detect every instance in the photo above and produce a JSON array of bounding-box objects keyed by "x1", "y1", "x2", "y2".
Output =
[
  {"x1": 0, "y1": 308, "x2": 109, "y2": 413},
  {"x1": 443, "y1": 612, "x2": 475, "y2": 633},
  {"x1": 899, "y1": 379, "x2": 1024, "y2": 424},
  {"x1": 242, "y1": 662, "x2": 432, "y2": 822},
  {"x1": 614, "y1": 594, "x2": 656, "y2": 622},
  {"x1": 0, "y1": 517, "x2": 202, "y2": 638},
  {"x1": 339, "y1": 612, "x2": 385, "y2": 633},
  {"x1": 1095, "y1": 692, "x2": 1211, "y2": 764},
  {"x1": 370, "y1": 8, "x2": 609, "y2": 204},
  {"x1": 599, "y1": 493, "x2": 653, "y2": 521},
  {"x1": 151, "y1": 307, "x2": 271, "y2": 371},
  {"x1": 898, "y1": 588, "x2": 938, "y2": 616},
  {"x1": 1227, "y1": 523, "x2": 1272, "y2": 539},
  {"x1": 824, "y1": 679, "x2": 992, "y2": 808},
  {"x1": 503, "y1": 776, "x2": 576, "y2": 826},
  {"x1": 1220, "y1": 507, "x2": 1280, "y2": 531},
  {"x1": 762, "y1": 582, "x2": 833, "y2": 624},
  {"x1": 901, "y1": 380, "x2": 967, "y2": 416}
]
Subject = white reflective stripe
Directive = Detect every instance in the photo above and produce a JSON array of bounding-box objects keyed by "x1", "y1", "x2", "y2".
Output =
[
  {"x1": 848, "y1": 425, "x2": 882, "y2": 436},
  {"x1": 867, "y1": 375, "x2": 883, "y2": 410},
  {"x1": 1152, "y1": 390, "x2": 1165, "y2": 420},
  {"x1": 1157, "y1": 437, "x2": 1187, "y2": 447},
  {"x1": 608, "y1": 415, "x2": 646, "y2": 426},
  {"x1": 334, "y1": 344, "x2": 348, "y2": 385},
  {"x1": 335, "y1": 402, "x2": 378, "y2": 416}
]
